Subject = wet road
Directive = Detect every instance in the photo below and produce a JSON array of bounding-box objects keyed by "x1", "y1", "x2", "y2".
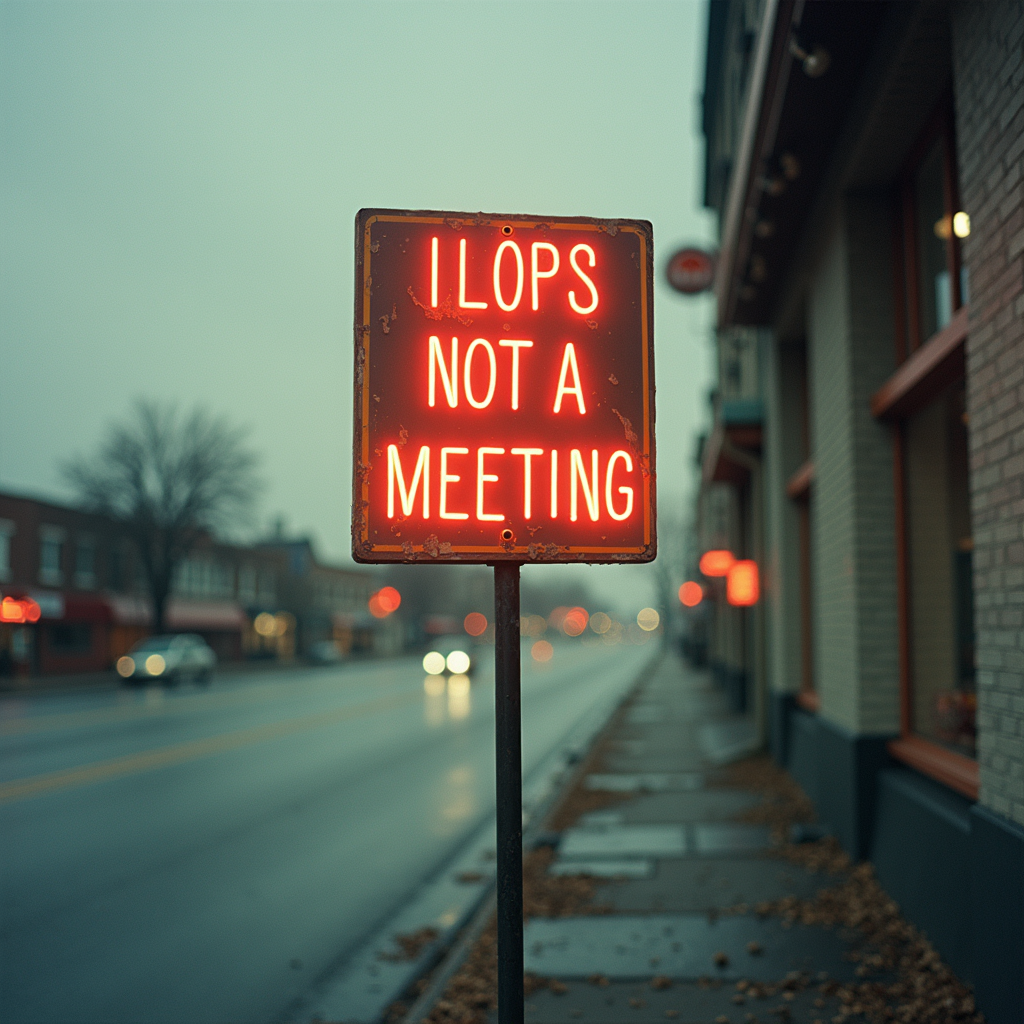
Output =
[{"x1": 0, "y1": 642, "x2": 652, "y2": 1024}]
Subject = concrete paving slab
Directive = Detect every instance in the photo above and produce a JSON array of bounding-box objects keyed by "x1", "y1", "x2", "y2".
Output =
[
  {"x1": 559, "y1": 824, "x2": 688, "y2": 859},
  {"x1": 510, "y1": 978, "x2": 856, "y2": 1024},
  {"x1": 594, "y1": 857, "x2": 836, "y2": 913},
  {"x1": 548, "y1": 859, "x2": 655, "y2": 879},
  {"x1": 699, "y1": 719, "x2": 760, "y2": 765},
  {"x1": 585, "y1": 773, "x2": 704, "y2": 793},
  {"x1": 693, "y1": 823, "x2": 773, "y2": 854},
  {"x1": 616, "y1": 789, "x2": 760, "y2": 825},
  {"x1": 577, "y1": 810, "x2": 624, "y2": 827},
  {"x1": 600, "y1": 755, "x2": 707, "y2": 775},
  {"x1": 523, "y1": 914, "x2": 858, "y2": 983}
]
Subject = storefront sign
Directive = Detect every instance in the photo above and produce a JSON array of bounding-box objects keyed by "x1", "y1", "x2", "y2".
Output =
[
  {"x1": 666, "y1": 247, "x2": 715, "y2": 294},
  {"x1": 352, "y1": 209, "x2": 655, "y2": 563}
]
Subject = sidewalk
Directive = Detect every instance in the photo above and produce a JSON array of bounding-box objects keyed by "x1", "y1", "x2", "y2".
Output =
[{"x1": 415, "y1": 652, "x2": 981, "y2": 1024}]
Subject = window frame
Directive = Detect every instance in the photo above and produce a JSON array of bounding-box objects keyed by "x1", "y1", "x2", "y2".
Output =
[
  {"x1": 873, "y1": 88, "x2": 977, "y2": 800},
  {"x1": 786, "y1": 460, "x2": 817, "y2": 711},
  {"x1": 38, "y1": 525, "x2": 66, "y2": 587},
  {"x1": 0, "y1": 519, "x2": 14, "y2": 583}
]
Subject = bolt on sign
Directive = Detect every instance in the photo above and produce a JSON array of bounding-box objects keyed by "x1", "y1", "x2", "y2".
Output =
[{"x1": 352, "y1": 209, "x2": 655, "y2": 563}]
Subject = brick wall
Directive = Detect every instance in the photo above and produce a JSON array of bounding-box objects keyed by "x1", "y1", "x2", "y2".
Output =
[{"x1": 952, "y1": 0, "x2": 1024, "y2": 826}]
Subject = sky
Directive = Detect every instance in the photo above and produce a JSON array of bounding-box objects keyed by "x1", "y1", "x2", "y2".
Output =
[{"x1": 0, "y1": 0, "x2": 717, "y2": 617}]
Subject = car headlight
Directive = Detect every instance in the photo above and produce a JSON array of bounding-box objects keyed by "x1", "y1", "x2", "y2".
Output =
[
  {"x1": 116, "y1": 656, "x2": 135, "y2": 678},
  {"x1": 422, "y1": 651, "x2": 446, "y2": 675},
  {"x1": 145, "y1": 654, "x2": 166, "y2": 676},
  {"x1": 445, "y1": 650, "x2": 471, "y2": 674}
]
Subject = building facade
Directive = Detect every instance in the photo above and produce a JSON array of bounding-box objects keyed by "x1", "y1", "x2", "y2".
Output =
[
  {"x1": 697, "y1": 2, "x2": 1024, "y2": 1020},
  {"x1": 0, "y1": 491, "x2": 381, "y2": 680}
]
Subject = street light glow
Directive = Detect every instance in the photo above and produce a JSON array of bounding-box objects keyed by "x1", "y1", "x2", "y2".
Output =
[{"x1": 637, "y1": 607, "x2": 660, "y2": 631}]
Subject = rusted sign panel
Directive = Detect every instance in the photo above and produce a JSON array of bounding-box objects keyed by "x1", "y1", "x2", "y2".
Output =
[{"x1": 352, "y1": 209, "x2": 655, "y2": 563}]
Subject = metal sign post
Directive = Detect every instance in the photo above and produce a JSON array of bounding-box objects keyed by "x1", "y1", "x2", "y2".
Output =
[{"x1": 492, "y1": 561, "x2": 523, "y2": 1023}]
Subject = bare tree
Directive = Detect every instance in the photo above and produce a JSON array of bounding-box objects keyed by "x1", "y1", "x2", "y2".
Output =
[{"x1": 64, "y1": 400, "x2": 261, "y2": 634}]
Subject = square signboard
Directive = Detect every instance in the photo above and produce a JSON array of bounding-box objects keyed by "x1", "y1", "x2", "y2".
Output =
[{"x1": 352, "y1": 209, "x2": 655, "y2": 563}]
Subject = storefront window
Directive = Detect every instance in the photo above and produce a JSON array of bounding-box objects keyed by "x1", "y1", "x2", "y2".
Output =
[
  {"x1": 904, "y1": 380, "x2": 975, "y2": 756},
  {"x1": 39, "y1": 526, "x2": 65, "y2": 586},
  {"x1": 914, "y1": 137, "x2": 952, "y2": 341},
  {"x1": 0, "y1": 519, "x2": 13, "y2": 582},
  {"x1": 75, "y1": 536, "x2": 96, "y2": 590}
]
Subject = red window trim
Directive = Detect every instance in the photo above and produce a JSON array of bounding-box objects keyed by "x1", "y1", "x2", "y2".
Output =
[
  {"x1": 880, "y1": 84, "x2": 976, "y2": 797},
  {"x1": 785, "y1": 459, "x2": 814, "y2": 500},
  {"x1": 871, "y1": 305, "x2": 968, "y2": 420},
  {"x1": 888, "y1": 735, "x2": 979, "y2": 801},
  {"x1": 784, "y1": 459, "x2": 815, "y2": 700},
  {"x1": 795, "y1": 689, "x2": 820, "y2": 713}
]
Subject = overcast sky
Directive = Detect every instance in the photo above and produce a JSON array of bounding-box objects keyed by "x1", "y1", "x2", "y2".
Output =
[{"x1": 0, "y1": 0, "x2": 716, "y2": 617}]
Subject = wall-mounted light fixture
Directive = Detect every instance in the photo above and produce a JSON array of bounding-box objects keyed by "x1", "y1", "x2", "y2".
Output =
[{"x1": 789, "y1": 38, "x2": 830, "y2": 78}]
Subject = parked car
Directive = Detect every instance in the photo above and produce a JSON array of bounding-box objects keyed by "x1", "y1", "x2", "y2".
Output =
[
  {"x1": 422, "y1": 636, "x2": 476, "y2": 677},
  {"x1": 116, "y1": 634, "x2": 216, "y2": 686}
]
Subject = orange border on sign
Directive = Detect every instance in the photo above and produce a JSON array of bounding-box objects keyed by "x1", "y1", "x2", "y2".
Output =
[{"x1": 354, "y1": 210, "x2": 654, "y2": 562}]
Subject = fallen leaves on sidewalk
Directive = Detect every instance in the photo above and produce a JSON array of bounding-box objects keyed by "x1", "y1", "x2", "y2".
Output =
[
  {"x1": 421, "y1": 847, "x2": 611, "y2": 1024},
  {"x1": 724, "y1": 854, "x2": 984, "y2": 1023},
  {"x1": 718, "y1": 754, "x2": 984, "y2": 1024}
]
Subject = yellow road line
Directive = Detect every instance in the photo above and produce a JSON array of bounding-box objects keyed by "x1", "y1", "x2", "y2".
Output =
[{"x1": 0, "y1": 689, "x2": 419, "y2": 805}]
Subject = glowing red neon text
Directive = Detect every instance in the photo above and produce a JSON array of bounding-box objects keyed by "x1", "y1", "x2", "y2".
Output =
[
  {"x1": 386, "y1": 445, "x2": 635, "y2": 524},
  {"x1": 430, "y1": 236, "x2": 600, "y2": 315}
]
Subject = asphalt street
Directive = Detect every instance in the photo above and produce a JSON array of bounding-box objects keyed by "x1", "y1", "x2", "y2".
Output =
[{"x1": 0, "y1": 642, "x2": 651, "y2": 1024}]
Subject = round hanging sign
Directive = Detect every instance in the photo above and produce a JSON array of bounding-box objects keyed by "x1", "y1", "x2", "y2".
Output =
[{"x1": 666, "y1": 247, "x2": 715, "y2": 294}]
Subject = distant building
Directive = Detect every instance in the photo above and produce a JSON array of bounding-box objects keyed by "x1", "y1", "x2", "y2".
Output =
[
  {"x1": 696, "y1": 2, "x2": 1023, "y2": 1021},
  {"x1": 0, "y1": 490, "x2": 383, "y2": 680},
  {"x1": 255, "y1": 536, "x2": 397, "y2": 657}
]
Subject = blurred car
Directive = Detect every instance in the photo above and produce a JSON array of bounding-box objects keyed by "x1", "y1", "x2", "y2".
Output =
[
  {"x1": 116, "y1": 634, "x2": 216, "y2": 686},
  {"x1": 422, "y1": 636, "x2": 475, "y2": 677},
  {"x1": 306, "y1": 640, "x2": 343, "y2": 665}
]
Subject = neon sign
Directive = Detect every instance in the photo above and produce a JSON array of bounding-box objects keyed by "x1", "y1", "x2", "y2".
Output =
[
  {"x1": 0, "y1": 596, "x2": 41, "y2": 624},
  {"x1": 352, "y1": 209, "x2": 655, "y2": 563},
  {"x1": 726, "y1": 560, "x2": 760, "y2": 606}
]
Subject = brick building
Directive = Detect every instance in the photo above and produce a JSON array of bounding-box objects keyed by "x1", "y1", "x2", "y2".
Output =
[
  {"x1": 694, "y1": 2, "x2": 1023, "y2": 1020},
  {"x1": 0, "y1": 491, "x2": 380, "y2": 679},
  {"x1": 256, "y1": 536, "x2": 391, "y2": 658}
]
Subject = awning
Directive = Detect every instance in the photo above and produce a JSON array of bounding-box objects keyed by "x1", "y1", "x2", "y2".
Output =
[
  {"x1": 702, "y1": 399, "x2": 763, "y2": 485},
  {"x1": 107, "y1": 595, "x2": 246, "y2": 631},
  {"x1": 4, "y1": 590, "x2": 110, "y2": 623}
]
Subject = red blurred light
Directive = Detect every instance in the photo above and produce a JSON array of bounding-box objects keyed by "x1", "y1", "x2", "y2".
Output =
[
  {"x1": 464, "y1": 612, "x2": 488, "y2": 637},
  {"x1": 561, "y1": 606, "x2": 589, "y2": 637},
  {"x1": 377, "y1": 586, "x2": 401, "y2": 613},
  {"x1": 368, "y1": 593, "x2": 387, "y2": 618},
  {"x1": 532, "y1": 640, "x2": 554, "y2": 662},
  {"x1": 726, "y1": 561, "x2": 759, "y2": 606},
  {"x1": 0, "y1": 596, "x2": 40, "y2": 624},
  {"x1": 679, "y1": 581, "x2": 703, "y2": 607},
  {"x1": 699, "y1": 550, "x2": 735, "y2": 577}
]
